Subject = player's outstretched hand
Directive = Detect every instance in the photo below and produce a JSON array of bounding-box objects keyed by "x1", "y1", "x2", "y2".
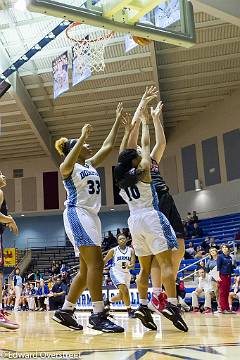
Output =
[
  {"x1": 141, "y1": 86, "x2": 158, "y2": 106},
  {"x1": 81, "y1": 124, "x2": 92, "y2": 139},
  {"x1": 7, "y1": 218, "x2": 19, "y2": 235},
  {"x1": 151, "y1": 101, "x2": 163, "y2": 120},
  {"x1": 121, "y1": 112, "x2": 135, "y2": 133}
]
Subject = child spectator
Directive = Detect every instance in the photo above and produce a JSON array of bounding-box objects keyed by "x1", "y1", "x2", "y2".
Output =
[
  {"x1": 192, "y1": 268, "x2": 213, "y2": 313},
  {"x1": 36, "y1": 280, "x2": 49, "y2": 311},
  {"x1": 13, "y1": 268, "x2": 22, "y2": 311},
  {"x1": 206, "y1": 247, "x2": 219, "y2": 309},
  {"x1": 228, "y1": 275, "x2": 240, "y2": 312}
]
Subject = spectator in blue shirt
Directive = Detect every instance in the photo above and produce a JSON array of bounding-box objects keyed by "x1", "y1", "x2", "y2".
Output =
[
  {"x1": 36, "y1": 280, "x2": 49, "y2": 311},
  {"x1": 49, "y1": 277, "x2": 67, "y2": 310},
  {"x1": 217, "y1": 244, "x2": 234, "y2": 313}
]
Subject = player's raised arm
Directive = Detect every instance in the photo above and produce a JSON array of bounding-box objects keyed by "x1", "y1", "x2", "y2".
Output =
[
  {"x1": 150, "y1": 101, "x2": 166, "y2": 163},
  {"x1": 127, "y1": 86, "x2": 158, "y2": 149},
  {"x1": 55, "y1": 124, "x2": 92, "y2": 179},
  {"x1": 119, "y1": 113, "x2": 135, "y2": 153},
  {"x1": 103, "y1": 249, "x2": 115, "y2": 266},
  {"x1": 89, "y1": 103, "x2": 123, "y2": 168},
  {"x1": 139, "y1": 110, "x2": 151, "y2": 184}
]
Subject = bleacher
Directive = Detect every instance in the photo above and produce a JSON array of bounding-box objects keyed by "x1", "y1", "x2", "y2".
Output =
[
  {"x1": 27, "y1": 213, "x2": 240, "y2": 296},
  {"x1": 29, "y1": 247, "x2": 79, "y2": 278}
]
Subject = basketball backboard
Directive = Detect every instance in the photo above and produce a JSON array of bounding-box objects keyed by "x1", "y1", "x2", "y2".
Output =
[{"x1": 26, "y1": 0, "x2": 196, "y2": 48}]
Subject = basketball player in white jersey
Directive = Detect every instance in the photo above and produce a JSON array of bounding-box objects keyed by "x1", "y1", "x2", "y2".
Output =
[
  {"x1": 128, "y1": 87, "x2": 186, "y2": 318},
  {"x1": 114, "y1": 110, "x2": 188, "y2": 332},
  {"x1": 53, "y1": 104, "x2": 125, "y2": 333},
  {"x1": 103, "y1": 233, "x2": 135, "y2": 317}
]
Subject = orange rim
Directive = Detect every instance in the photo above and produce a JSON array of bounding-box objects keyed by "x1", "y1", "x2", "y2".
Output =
[{"x1": 66, "y1": 21, "x2": 114, "y2": 44}]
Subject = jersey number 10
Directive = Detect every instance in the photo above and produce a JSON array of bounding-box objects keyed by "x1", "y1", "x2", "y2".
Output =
[{"x1": 125, "y1": 185, "x2": 140, "y2": 201}]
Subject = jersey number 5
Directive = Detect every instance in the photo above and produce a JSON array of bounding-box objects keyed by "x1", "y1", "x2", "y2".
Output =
[
  {"x1": 87, "y1": 180, "x2": 100, "y2": 195},
  {"x1": 125, "y1": 185, "x2": 140, "y2": 201}
]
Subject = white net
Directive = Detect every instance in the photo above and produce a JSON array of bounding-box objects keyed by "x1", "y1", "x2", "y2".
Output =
[{"x1": 66, "y1": 23, "x2": 114, "y2": 75}]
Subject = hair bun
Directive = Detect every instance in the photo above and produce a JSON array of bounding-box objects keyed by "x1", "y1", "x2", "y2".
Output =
[{"x1": 55, "y1": 137, "x2": 68, "y2": 156}]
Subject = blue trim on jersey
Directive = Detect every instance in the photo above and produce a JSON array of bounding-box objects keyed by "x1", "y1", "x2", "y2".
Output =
[
  {"x1": 156, "y1": 210, "x2": 178, "y2": 250},
  {"x1": 67, "y1": 207, "x2": 96, "y2": 247},
  {"x1": 64, "y1": 176, "x2": 77, "y2": 206},
  {"x1": 151, "y1": 183, "x2": 159, "y2": 210},
  {"x1": 109, "y1": 268, "x2": 121, "y2": 288}
]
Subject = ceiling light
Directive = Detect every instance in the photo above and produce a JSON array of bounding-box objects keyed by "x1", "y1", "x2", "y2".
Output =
[{"x1": 21, "y1": 214, "x2": 25, "y2": 217}]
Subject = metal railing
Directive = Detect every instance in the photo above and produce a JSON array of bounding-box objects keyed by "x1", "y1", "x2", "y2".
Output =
[
  {"x1": 17, "y1": 237, "x2": 66, "y2": 249},
  {"x1": 180, "y1": 240, "x2": 238, "y2": 281}
]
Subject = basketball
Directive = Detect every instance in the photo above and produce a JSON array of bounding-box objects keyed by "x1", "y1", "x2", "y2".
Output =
[{"x1": 132, "y1": 36, "x2": 152, "y2": 46}]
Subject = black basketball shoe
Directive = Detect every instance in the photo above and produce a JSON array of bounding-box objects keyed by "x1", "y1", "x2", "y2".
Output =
[
  {"x1": 161, "y1": 302, "x2": 188, "y2": 332},
  {"x1": 52, "y1": 309, "x2": 83, "y2": 330},
  {"x1": 89, "y1": 312, "x2": 124, "y2": 333},
  {"x1": 135, "y1": 305, "x2": 157, "y2": 330}
]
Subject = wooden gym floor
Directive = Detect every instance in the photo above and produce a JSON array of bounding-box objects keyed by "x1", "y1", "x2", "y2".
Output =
[{"x1": 0, "y1": 311, "x2": 240, "y2": 359}]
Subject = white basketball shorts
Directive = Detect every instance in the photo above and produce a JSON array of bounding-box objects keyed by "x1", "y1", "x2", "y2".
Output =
[
  {"x1": 128, "y1": 208, "x2": 178, "y2": 257},
  {"x1": 63, "y1": 207, "x2": 102, "y2": 257},
  {"x1": 109, "y1": 267, "x2": 131, "y2": 288}
]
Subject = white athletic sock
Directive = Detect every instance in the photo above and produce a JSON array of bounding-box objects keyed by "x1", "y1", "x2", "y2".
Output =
[
  {"x1": 153, "y1": 287, "x2": 162, "y2": 296},
  {"x1": 92, "y1": 301, "x2": 104, "y2": 314},
  {"x1": 168, "y1": 298, "x2": 178, "y2": 306},
  {"x1": 0, "y1": 303, "x2": 2, "y2": 310},
  {"x1": 140, "y1": 299, "x2": 148, "y2": 306},
  {"x1": 62, "y1": 300, "x2": 75, "y2": 311}
]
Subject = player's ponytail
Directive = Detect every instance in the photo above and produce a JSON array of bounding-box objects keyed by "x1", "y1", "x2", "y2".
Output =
[{"x1": 55, "y1": 137, "x2": 77, "y2": 156}]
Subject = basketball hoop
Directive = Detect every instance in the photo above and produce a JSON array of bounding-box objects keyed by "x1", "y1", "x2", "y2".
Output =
[{"x1": 66, "y1": 22, "x2": 114, "y2": 75}]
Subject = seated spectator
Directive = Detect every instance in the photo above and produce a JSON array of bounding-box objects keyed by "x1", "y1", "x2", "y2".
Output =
[
  {"x1": 185, "y1": 242, "x2": 196, "y2": 258},
  {"x1": 49, "y1": 276, "x2": 67, "y2": 310},
  {"x1": 116, "y1": 228, "x2": 121, "y2": 236},
  {"x1": 176, "y1": 277, "x2": 190, "y2": 312},
  {"x1": 20, "y1": 284, "x2": 29, "y2": 311},
  {"x1": 206, "y1": 248, "x2": 219, "y2": 305},
  {"x1": 194, "y1": 250, "x2": 204, "y2": 259},
  {"x1": 209, "y1": 237, "x2": 219, "y2": 250},
  {"x1": 107, "y1": 231, "x2": 118, "y2": 248},
  {"x1": 235, "y1": 229, "x2": 240, "y2": 241},
  {"x1": 36, "y1": 280, "x2": 50, "y2": 311},
  {"x1": 192, "y1": 211, "x2": 199, "y2": 223},
  {"x1": 229, "y1": 275, "x2": 240, "y2": 311},
  {"x1": 186, "y1": 212, "x2": 192, "y2": 223},
  {"x1": 5, "y1": 285, "x2": 15, "y2": 310},
  {"x1": 192, "y1": 268, "x2": 213, "y2": 313},
  {"x1": 35, "y1": 270, "x2": 43, "y2": 281},
  {"x1": 60, "y1": 262, "x2": 68, "y2": 274},
  {"x1": 191, "y1": 222, "x2": 203, "y2": 239},
  {"x1": 201, "y1": 237, "x2": 210, "y2": 253},
  {"x1": 27, "y1": 283, "x2": 36, "y2": 311},
  {"x1": 130, "y1": 274, "x2": 136, "y2": 285}
]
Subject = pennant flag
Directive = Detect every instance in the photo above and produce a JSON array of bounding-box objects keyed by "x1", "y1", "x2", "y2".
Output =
[
  {"x1": 72, "y1": 46, "x2": 91, "y2": 87},
  {"x1": 52, "y1": 51, "x2": 69, "y2": 99}
]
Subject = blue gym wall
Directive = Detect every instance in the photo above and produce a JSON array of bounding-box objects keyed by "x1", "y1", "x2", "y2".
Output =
[
  {"x1": 2, "y1": 211, "x2": 130, "y2": 249},
  {"x1": 2, "y1": 215, "x2": 65, "y2": 249}
]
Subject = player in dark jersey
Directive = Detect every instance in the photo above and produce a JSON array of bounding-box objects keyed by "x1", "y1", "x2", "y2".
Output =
[
  {"x1": 128, "y1": 87, "x2": 186, "y2": 315},
  {"x1": 0, "y1": 171, "x2": 19, "y2": 329}
]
